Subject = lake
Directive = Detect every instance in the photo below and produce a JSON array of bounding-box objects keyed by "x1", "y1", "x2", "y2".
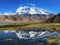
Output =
[{"x1": 0, "y1": 30, "x2": 58, "y2": 45}]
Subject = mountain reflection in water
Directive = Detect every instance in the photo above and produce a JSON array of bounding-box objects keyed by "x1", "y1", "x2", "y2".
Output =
[{"x1": 0, "y1": 30, "x2": 58, "y2": 45}]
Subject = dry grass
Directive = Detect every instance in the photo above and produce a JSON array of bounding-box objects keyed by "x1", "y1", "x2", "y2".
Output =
[
  {"x1": 0, "y1": 23, "x2": 60, "y2": 32},
  {"x1": 46, "y1": 38, "x2": 60, "y2": 45}
]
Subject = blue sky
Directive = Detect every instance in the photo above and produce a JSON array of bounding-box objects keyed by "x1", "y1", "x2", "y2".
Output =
[{"x1": 0, "y1": 0, "x2": 60, "y2": 14}]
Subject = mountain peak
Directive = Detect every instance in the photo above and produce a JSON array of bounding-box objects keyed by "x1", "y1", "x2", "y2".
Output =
[{"x1": 16, "y1": 6, "x2": 53, "y2": 15}]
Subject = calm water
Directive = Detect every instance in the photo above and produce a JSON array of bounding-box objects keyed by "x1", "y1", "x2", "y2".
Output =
[{"x1": 0, "y1": 30, "x2": 58, "y2": 45}]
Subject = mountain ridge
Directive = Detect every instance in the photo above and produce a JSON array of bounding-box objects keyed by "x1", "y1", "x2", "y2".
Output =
[
  {"x1": 0, "y1": 14, "x2": 54, "y2": 22},
  {"x1": 45, "y1": 13, "x2": 60, "y2": 23}
]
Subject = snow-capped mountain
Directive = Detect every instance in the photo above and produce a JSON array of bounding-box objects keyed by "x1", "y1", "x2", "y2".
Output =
[
  {"x1": 0, "y1": 6, "x2": 55, "y2": 22},
  {"x1": 16, "y1": 6, "x2": 53, "y2": 15},
  {"x1": 0, "y1": 6, "x2": 54, "y2": 15}
]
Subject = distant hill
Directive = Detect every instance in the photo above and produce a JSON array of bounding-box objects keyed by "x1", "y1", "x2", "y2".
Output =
[{"x1": 46, "y1": 13, "x2": 60, "y2": 23}]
